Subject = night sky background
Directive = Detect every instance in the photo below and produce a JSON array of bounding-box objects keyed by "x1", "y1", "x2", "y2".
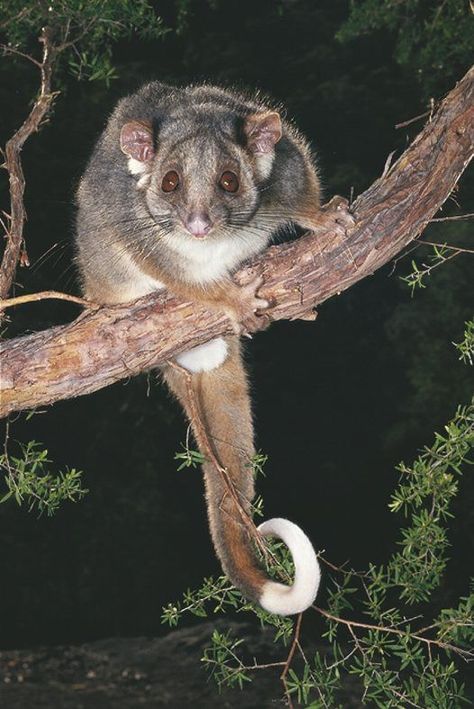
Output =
[{"x1": 0, "y1": 0, "x2": 472, "y2": 650}]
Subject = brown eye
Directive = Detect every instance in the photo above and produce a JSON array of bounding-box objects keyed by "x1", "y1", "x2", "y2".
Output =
[
  {"x1": 162, "y1": 170, "x2": 179, "y2": 193},
  {"x1": 219, "y1": 170, "x2": 239, "y2": 193}
]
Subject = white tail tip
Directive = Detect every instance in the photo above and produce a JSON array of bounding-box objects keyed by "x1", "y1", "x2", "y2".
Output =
[{"x1": 257, "y1": 517, "x2": 321, "y2": 616}]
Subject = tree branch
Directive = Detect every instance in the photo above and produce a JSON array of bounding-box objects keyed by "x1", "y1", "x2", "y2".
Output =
[
  {"x1": 1, "y1": 66, "x2": 473, "y2": 419},
  {"x1": 0, "y1": 27, "x2": 58, "y2": 300}
]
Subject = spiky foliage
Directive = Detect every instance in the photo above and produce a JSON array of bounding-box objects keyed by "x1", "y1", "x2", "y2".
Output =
[{"x1": 163, "y1": 399, "x2": 473, "y2": 707}]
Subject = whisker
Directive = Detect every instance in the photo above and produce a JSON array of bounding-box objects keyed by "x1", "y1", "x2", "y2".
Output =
[{"x1": 30, "y1": 240, "x2": 69, "y2": 273}]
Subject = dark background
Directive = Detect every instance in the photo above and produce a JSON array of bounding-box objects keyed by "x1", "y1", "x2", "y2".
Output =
[{"x1": 0, "y1": 0, "x2": 472, "y2": 649}]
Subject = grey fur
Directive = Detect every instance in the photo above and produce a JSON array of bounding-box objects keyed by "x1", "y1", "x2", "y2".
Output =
[{"x1": 75, "y1": 81, "x2": 320, "y2": 299}]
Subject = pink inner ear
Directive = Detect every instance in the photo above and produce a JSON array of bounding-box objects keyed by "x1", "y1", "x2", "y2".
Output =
[
  {"x1": 244, "y1": 112, "x2": 282, "y2": 154},
  {"x1": 120, "y1": 121, "x2": 154, "y2": 162}
]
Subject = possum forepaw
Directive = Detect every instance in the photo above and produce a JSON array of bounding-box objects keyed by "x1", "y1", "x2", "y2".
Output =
[
  {"x1": 319, "y1": 195, "x2": 356, "y2": 234},
  {"x1": 227, "y1": 274, "x2": 271, "y2": 336}
]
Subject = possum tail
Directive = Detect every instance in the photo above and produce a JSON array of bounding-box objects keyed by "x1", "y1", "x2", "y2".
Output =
[{"x1": 162, "y1": 336, "x2": 320, "y2": 616}]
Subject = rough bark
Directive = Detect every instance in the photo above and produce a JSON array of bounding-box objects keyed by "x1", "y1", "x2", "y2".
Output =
[{"x1": 1, "y1": 66, "x2": 473, "y2": 419}]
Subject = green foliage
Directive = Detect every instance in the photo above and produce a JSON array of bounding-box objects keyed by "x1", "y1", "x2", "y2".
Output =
[
  {"x1": 248, "y1": 451, "x2": 268, "y2": 477},
  {"x1": 401, "y1": 244, "x2": 459, "y2": 295},
  {"x1": 162, "y1": 541, "x2": 295, "y2": 644},
  {"x1": 455, "y1": 319, "x2": 474, "y2": 366},
  {"x1": 163, "y1": 399, "x2": 474, "y2": 706},
  {"x1": 437, "y1": 584, "x2": 474, "y2": 647},
  {"x1": 0, "y1": 0, "x2": 168, "y2": 84},
  {"x1": 338, "y1": 0, "x2": 473, "y2": 95},
  {"x1": 202, "y1": 629, "x2": 252, "y2": 689},
  {"x1": 174, "y1": 443, "x2": 206, "y2": 471},
  {"x1": 389, "y1": 401, "x2": 473, "y2": 603},
  {"x1": 287, "y1": 652, "x2": 342, "y2": 708},
  {"x1": 175, "y1": 438, "x2": 269, "y2": 478},
  {"x1": 0, "y1": 439, "x2": 87, "y2": 515}
]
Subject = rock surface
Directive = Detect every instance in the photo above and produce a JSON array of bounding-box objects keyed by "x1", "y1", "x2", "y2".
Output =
[{"x1": 0, "y1": 620, "x2": 362, "y2": 708}]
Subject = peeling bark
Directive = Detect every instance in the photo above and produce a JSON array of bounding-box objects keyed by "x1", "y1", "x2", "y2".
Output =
[{"x1": 1, "y1": 66, "x2": 473, "y2": 419}]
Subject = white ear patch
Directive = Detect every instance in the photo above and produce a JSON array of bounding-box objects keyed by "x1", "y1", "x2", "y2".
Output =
[
  {"x1": 128, "y1": 157, "x2": 147, "y2": 175},
  {"x1": 255, "y1": 152, "x2": 275, "y2": 180},
  {"x1": 137, "y1": 173, "x2": 151, "y2": 189},
  {"x1": 176, "y1": 337, "x2": 228, "y2": 373}
]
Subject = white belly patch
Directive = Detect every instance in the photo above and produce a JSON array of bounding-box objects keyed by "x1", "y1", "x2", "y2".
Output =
[{"x1": 176, "y1": 337, "x2": 228, "y2": 373}]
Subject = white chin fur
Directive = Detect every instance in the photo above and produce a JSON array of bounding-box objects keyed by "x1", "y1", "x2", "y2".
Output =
[
  {"x1": 257, "y1": 518, "x2": 320, "y2": 616},
  {"x1": 176, "y1": 337, "x2": 228, "y2": 373}
]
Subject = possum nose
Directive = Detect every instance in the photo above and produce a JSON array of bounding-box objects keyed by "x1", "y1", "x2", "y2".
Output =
[{"x1": 185, "y1": 212, "x2": 213, "y2": 238}]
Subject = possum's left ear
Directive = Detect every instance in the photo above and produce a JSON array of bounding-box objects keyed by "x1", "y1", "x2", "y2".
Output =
[
  {"x1": 243, "y1": 112, "x2": 282, "y2": 154},
  {"x1": 120, "y1": 121, "x2": 154, "y2": 162}
]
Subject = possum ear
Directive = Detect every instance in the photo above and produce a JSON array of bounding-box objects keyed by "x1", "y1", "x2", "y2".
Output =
[
  {"x1": 243, "y1": 111, "x2": 282, "y2": 154},
  {"x1": 120, "y1": 121, "x2": 154, "y2": 162}
]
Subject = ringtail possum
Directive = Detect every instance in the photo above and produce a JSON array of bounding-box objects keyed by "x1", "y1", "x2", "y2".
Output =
[{"x1": 75, "y1": 81, "x2": 341, "y2": 615}]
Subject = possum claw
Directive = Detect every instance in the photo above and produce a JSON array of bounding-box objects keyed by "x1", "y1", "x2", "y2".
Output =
[
  {"x1": 227, "y1": 274, "x2": 271, "y2": 335},
  {"x1": 320, "y1": 196, "x2": 356, "y2": 234}
]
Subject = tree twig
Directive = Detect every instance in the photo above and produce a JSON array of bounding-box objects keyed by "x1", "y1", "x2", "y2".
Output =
[
  {"x1": 395, "y1": 109, "x2": 432, "y2": 130},
  {"x1": 0, "y1": 44, "x2": 42, "y2": 67},
  {"x1": 395, "y1": 97, "x2": 436, "y2": 130},
  {"x1": 0, "y1": 26, "x2": 58, "y2": 301},
  {"x1": 280, "y1": 613, "x2": 303, "y2": 708},
  {"x1": 430, "y1": 212, "x2": 474, "y2": 222},
  {"x1": 0, "y1": 290, "x2": 98, "y2": 311},
  {"x1": 313, "y1": 606, "x2": 474, "y2": 661},
  {"x1": 418, "y1": 239, "x2": 474, "y2": 255}
]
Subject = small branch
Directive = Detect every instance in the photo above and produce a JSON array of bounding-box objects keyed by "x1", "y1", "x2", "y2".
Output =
[
  {"x1": 203, "y1": 657, "x2": 286, "y2": 677},
  {"x1": 56, "y1": 18, "x2": 98, "y2": 52},
  {"x1": 430, "y1": 212, "x2": 474, "y2": 222},
  {"x1": 318, "y1": 555, "x2": 370, "y2": 579},
  {"x1": 395, "y1": 97, "x2": 436, "y2": 130},
  {"x1": 313, "y1": 606, "x2": 474, "y2": 661},
  {"x1": 351, "y1": 617, "x2": 425, "y2": 708},
  {"x1": 418, "y1": 240, "x2": 474, "y2": 255},
  {"x1": 242, "y1": 660, "x2": 286, "y2": 671},
  {"x1": 280, "y1": 613, "x2": 303, "y2": 709},
  {"x1": 412, "y1": 248, "x2": 461, "y2": 281},
  {"x1": 0, "y1": 44, "x2": 42, "y2": 67},
  {"x1": 2, "y1": 420, "x2": 12, "y2": 477},
  {"x1": 0, "y1": 290, "x2": 98, "y2": 311},
  {"x1": 395, "y1": 109, "x2": 432, "y2": 130},
  {"x1": 0, "y1": 27, "x2": 58, "y2": 301}
]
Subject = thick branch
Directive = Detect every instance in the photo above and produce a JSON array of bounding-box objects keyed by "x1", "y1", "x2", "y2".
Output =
[{"x1": 1, "y1": 66, "x2": 473, "y2": 418}]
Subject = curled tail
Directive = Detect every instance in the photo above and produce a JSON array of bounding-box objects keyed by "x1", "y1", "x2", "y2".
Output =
[
  {"x1": 257, "y1": 518, "x2": 320, "y2": 615},
  {"x1": 163, "y1": 336, "x2": 320, "y2": 616}
]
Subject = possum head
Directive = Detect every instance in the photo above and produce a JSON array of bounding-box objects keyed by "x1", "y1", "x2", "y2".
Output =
[{"x1": 119, "y1": 111, "x2": 282, "y2": 242}]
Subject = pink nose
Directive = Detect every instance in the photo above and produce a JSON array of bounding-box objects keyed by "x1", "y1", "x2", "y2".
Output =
[{"x1": 185, "y1": 212, "x2": 212, "y2": 238}]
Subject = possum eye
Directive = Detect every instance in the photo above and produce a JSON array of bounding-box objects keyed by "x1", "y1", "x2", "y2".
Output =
[
  {"x1": 219, "y1": 171, "x2": 239, "y2": 193},
  {"x1": 162, "y1": 170, "x2": 180, "y2": 193}
]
